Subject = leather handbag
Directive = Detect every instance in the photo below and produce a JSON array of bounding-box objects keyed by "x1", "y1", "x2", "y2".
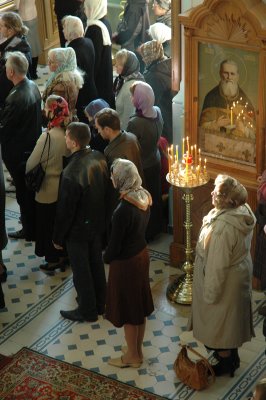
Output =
[
  {"x1": 25, "y1": 132, "x2": 50, "y2": 192},
  {"x1": 174, "y1": 344, "x2": 215, "y2": 390}
]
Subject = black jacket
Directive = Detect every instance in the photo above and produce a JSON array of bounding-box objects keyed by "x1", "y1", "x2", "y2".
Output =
[
  {"x1": 53, "y1": 148, "x2": 109, "y2": 245},
  {"x1": 68, "y1": 37, "x2": 98, "y2": 122},
  {"x1": 0, "y1": 35, "x2": 32, "y2": 108},
  {"x1": 143, "y1": 58, "x2": 173, "y2": 142},
  {"x1": 0, "y1": 78, "x2": 42, "y2": 165}
]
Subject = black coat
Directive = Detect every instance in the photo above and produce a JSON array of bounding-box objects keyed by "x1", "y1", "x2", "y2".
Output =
[
  {"x1": 85, "y1": 18, "x2": 115, "y2": 108},
  {"x1": 54, "y1": 0, "x2": 84, "y2": 18},
  {"x1": 0, "y1": 78, "x2": 42, "y2": 166},
  {"x1": 0, "y1": 35, "x2": 32, "y2": 108},
  {"x1": 53, "y1": 148, "x2": 109, "y2": 246},
  {"x1": 143, "y1": 58, "x2": 173, "y2": 142},
  {"x1": 68, "y1": 37, "x2": 98, "y2": 122}
]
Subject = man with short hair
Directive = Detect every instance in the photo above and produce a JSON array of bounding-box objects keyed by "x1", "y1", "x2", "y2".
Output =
[
  {"x1": 0, "y1": 51, "x2": 42, "y2": 240},
  {"x1": 95, "y1": 108, "x2": 144, "y2": 235},
  {"x1": 53, "y1": 122, "x2": 108, "y2": 322}
]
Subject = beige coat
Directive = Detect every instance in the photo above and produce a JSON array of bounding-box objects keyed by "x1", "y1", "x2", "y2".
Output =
[
  {"x1": 189, "y1": 204, "x2": 256, "y2": 349},
  {"x1": 26, "y1": 127, "x2": 69, "y2": 204}
]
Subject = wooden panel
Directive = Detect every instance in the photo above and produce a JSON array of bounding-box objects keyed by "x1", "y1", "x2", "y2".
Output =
[{"x1": 36, "y1": 0, "x2": 59, "y2": 64}]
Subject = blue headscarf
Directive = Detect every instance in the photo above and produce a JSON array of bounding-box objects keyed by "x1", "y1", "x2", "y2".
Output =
[{"x1": 85, "y1": 98, "x2": 110, "y2": 118}]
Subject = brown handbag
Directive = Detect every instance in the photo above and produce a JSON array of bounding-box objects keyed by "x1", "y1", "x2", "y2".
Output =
[{"x1": 174, "y1": 344, "x2": 215, "y2": 391}]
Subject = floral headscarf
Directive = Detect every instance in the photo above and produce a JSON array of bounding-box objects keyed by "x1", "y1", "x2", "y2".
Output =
[
  {"x1": 132, "y1": 81, "x2": 157, "y2": 118},
  {"x1": 46, "y1": 96, "x2": 70, "y2": 129},
  {"x1": 111, "y1": 158, "x2": 152, "y2": 210},
  {"x1": 139, "y1": 40, "x2": 164, "y2": 66},
  {"x1": 45, "y1": 47, "x2": 79, "y2": 89}
]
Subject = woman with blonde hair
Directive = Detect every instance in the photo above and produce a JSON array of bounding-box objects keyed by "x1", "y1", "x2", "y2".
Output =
[
  {"x1": 62, "y1": 15, "x2": 97, "y2": 122},
  {"x1": 190, "y1": 174, "x2": 256, "y2": 377},
  {"x1": 42, "y1": 47, "x2": 84, "y2": 122},
  {"x1": 0, "y1": 11, "x2": 31, "y2": 106}
]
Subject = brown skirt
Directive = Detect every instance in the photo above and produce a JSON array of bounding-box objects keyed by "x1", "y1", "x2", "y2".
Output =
[{"x1": 105, "y1": 247, "x2": 154, "y2": 328}]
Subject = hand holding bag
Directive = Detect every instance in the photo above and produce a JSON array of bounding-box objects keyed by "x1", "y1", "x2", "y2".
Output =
[
  {"x1": 25, "y1": 132, "x2": 50, "y2": 192},
  {"x1": 174, "y1": 344, "x2": 215, "y2": 391}
]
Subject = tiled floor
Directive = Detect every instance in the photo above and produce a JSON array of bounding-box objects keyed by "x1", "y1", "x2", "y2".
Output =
[
  {"x1": 0, "y1": 66, "x2": 264, "y2": 399},
  {"x1": 0, "y1": 191, "x2": 265, "y2": 400}
]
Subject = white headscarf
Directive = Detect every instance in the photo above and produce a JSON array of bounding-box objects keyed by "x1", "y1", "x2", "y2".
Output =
[
  {"x1": 84, "y1": 0, "x2": 111, "y2": 46},
  {"x1": 148, "y1": 22, "x2": 171, "y2": 43},
  {"x1": 62, "y1": 16, "x2": 84, "y2": 43}
]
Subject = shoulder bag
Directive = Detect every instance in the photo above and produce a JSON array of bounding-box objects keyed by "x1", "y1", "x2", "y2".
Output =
[
  {"x1": 174, "y1": 344, "x2": 215, "y2": 391},
  {"x1": 25, "y1": 132, "x2": 50, "y2": 192}
]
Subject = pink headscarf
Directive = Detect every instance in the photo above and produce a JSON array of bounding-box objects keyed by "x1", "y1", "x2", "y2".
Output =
[{"x1": 132, "y1": 82, "x2": 157, "y2": 118}]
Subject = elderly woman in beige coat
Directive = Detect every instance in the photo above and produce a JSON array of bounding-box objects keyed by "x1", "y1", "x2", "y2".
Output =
[
  {"x1": 26, "y1": 95, "x2": 70, "y2": 272},
  {"x1": 190, "y1": 174, "x2": 256, "y2": 377}
]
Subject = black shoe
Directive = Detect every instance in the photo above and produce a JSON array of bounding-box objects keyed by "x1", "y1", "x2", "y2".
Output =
[
  {"x1": 8, "y1": 229, "x2": 25, "y2": 239},
  {"x1": 40, "y1": 262, "x2": 65, "y2": 272},
  {"x1": 0, "y1": 264, "x2": 7, "y2": 283},
  {"x1": 212, "y1": 354, "x2": 238, "y2": 377},
  {"x1": 60, "y1": 308, "x2": 98, "y2": 322}
]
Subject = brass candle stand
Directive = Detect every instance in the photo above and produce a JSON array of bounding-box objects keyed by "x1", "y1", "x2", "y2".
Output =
[{"x1": 166, "y1": 149, "x2": 210, "y2": 305}]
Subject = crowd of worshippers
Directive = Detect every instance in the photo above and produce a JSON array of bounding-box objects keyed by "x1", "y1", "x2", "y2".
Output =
[{"x1": 0, "y1": 1, "x2": 172, "y2": 323}]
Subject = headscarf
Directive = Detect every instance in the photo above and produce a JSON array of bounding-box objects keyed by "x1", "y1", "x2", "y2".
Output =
[
  {"x1": 156, "y1": 0, "x2": 171, "y2": 10},
  {"x1": 132, "y1": 82, "x2": 157, "y2": 118},
  {"x1": 84, "y1": 0, "x2": 111, "y2": 46},
  {"x1": 46, "y1": 96, "x2": 70, "y2": 130},
  {"x1": 139, "y1": 40, "x2": 164, "y2": 66},
  {"x1": 85, "y1": 98, "x2": 110, "y2": 118},
  {"x1": 148, "y1": 23, "x2": 171, "y2": 43},
  {"x1": 62, "y1": 16, "x2": 84, "y2": 43},
  {"x1": 111, "y1": 158, "x2": 152, "y2": 210},
  {"x1": 113, "y1": 51, "x2": 143, "y2": 97},
  {"x1": 257, "y1": 170, "x2": 266, "y2": 204},
  {"x1": 45, "y1": 47, "x2": 82, "y2": 90}
]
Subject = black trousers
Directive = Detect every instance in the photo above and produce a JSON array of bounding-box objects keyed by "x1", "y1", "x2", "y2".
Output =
[
  {"x1": 66, "y1": 234, "x2": 106, "y2": 318},
  {"x1": 4, "y1": 158, "x2": 35, "y2": 240}
]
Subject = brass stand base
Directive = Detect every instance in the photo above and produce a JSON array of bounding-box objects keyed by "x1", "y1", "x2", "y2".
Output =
[{"x1": 166, "y1": 262, "x2": 194, "y2": 305}]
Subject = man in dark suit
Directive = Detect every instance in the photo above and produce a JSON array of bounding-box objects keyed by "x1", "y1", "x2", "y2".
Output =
[{"x1": 0, "y1": 51, "x2": 42, "y2": 240}]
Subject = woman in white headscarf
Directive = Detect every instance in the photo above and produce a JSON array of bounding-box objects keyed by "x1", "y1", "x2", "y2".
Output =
[
  {"x1": 62, "y1": 15, "x2": 98, "y2": 122},
  {"x1": 84, "y1": 0, "x2": 114, "y2": 107},
  {"x1": 148, "y1": 22, "x2": 171, "y2": 57},
  {"x1": 42, "y1": 47, "x2": 84, "y2": 122},
  {"x1": 104, "y1": 158, "x2": 154, "y2": 368}
]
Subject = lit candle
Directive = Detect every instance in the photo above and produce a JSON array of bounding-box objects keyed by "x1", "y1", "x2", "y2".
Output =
[
  {"x1": 171, "y1": 144, "x2": 174, "y2": 160},
  {"x1": 167, "y1": 148, "x2": 171, "y2": 175},
  {"x1": 191, "y1": 146, "x2": 193, "y2": 158},
  {"x1": 230, "y1": 107, "x2": 233, "y2": 125},
  {"x1": 194, "y1": 144, "x2": 197, "y2": 165},
  {"x1": 199, "y1": 157, "x2": 202, "y2": 169},
  {"x1": 186, "y1": 155, "x2": 189, "y2": 181},
  {"x1": 186, "y1": 136, "x2": 189, "y2": 154},
  {"x1": 176, "y1": 145, "x2": 178, "y2": 162},
  {"x1": 182, "y1": 138, "x2": 185, "y2": 157},
  {"x1": 204, "y1": 158, "x2": 207, "y2": 166}
]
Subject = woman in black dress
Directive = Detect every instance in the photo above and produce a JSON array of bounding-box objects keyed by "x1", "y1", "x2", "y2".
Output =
[
  {"x1": 83, "y1": 0, "x2": 114, "y2": 107},
  {"x1": 62, "y1": 15, "x2": 98, "y2": 122},
  {"x1": 104, "y1": 158, "x2": 154, "y2": 368}
]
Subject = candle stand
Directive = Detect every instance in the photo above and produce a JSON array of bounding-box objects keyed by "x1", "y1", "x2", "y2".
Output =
[{"x1": 166, "y1": 169, "x2": 209, "y2": 305}]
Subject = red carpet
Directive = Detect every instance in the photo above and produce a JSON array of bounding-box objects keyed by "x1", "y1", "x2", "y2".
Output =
[{"x1": 0, "y1": 347, "x2": 163, "y2": 399}]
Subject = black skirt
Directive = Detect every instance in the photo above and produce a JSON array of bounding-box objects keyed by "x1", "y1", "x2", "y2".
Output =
[{"x1": 106, "y1": 247, "x2": 154, "y2": 328}]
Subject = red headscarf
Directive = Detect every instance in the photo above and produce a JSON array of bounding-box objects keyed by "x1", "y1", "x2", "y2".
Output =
[{"x1": 47, "y1": 96, "x2": 70, "y2": 130}]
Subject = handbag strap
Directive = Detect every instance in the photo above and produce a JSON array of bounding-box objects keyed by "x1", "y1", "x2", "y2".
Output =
[
  {"x1": 39, "y1": 131, "x2": 51, "y2": 173},
  {"x1": 179, "y1": 344, "x2": 216, "y2": 383}
]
